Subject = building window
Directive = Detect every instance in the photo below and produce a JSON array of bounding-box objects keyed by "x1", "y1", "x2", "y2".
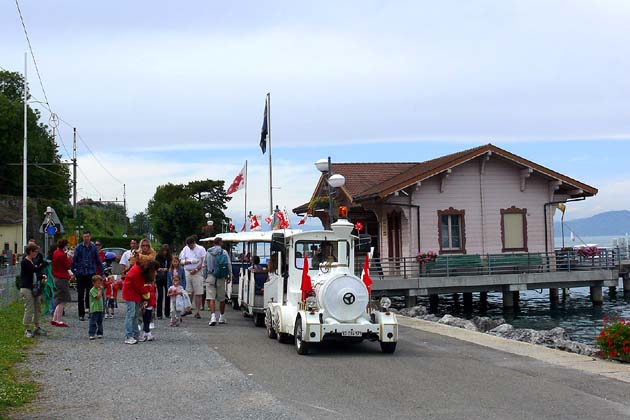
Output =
[
  {"x1": 438, "y1": 208, "x2": 466, "y2": 254},
  {"x1": 501, "y1": 206, "x2": 528, "y2": 252}
]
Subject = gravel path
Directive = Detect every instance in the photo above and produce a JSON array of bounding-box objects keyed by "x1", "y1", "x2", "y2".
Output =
[{"x1": 12, "y1": 297, "x2": 305, "y2": 420}]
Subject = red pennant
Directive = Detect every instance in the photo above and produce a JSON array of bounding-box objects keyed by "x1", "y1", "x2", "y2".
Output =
[
  {"x1": 226, "y1": 164, "x2": 246, "y2": 195},
  {"x1": 301, "y1": 255, "x2": 313, "y2": 301},
  {"x1": 362, "y1": 254, "x2": 372, "y2": 297}
]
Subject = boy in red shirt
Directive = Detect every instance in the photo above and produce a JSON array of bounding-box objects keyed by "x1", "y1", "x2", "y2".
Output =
[
  {"x1": 104, "y1": 275, "x2": 123, "y2": 319},
  {"x1": 140, "y1": 278, "x2": 157, "y2": 341}
]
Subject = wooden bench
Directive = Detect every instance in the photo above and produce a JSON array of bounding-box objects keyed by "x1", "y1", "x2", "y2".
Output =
[
  {"x1": 487, "y1": 254, "x2": 543, "y2": 274},
  {"x1": 424, "y1": 254, "x2": 482, "y2": 277}
]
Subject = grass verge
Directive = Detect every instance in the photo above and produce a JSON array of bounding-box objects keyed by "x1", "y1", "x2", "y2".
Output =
[{"x1": 0, "y1": 301, "x2": 38, "y2": 419}]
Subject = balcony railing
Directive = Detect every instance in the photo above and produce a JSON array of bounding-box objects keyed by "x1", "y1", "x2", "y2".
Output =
[{"x1": 355, "y1": 248, "x2": 628, "y2": 279}]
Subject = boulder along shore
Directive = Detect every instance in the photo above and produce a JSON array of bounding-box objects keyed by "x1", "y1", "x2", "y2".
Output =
[{"x1": 395, "y1": 306, "x2": 599, "y2": 357}]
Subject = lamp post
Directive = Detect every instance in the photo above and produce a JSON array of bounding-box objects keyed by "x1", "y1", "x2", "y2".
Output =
[
  {"x1": 315, "y1": 157, "x2": 345, "y2": 229},
  {"x1": 205, "y1": 212, "x2": 214, "y2": 234}
]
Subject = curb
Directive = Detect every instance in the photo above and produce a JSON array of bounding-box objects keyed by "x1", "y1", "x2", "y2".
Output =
[{"x1": 398, "y1": 315, "x2": 630, "y2": 383}]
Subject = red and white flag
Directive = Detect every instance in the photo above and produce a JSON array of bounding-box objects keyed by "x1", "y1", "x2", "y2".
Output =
[
  {"x1": 264, "y1": 213, "x2": 274, "y2": 225},
  {"x1": 240, "y1": 221, "x2": 246, "y2": 232},
  {"x1": 301, "y1": 255, "x2": 313, "y2": 301},
  {"x1": 361, "y1": 255, "x2": 373, "y2": 297},
  {"x1": 297, "y1": 209, "x2": 311, "y2": 226},
  {"x1": 250, "y1": 215, "x2": 261, "y2": 231},
  {"x1": 277, "y1": 208, "x2": 290, "y2": 229},
  {"x1": 226, "y1": 164, "x2": 246, "y2": 195}
]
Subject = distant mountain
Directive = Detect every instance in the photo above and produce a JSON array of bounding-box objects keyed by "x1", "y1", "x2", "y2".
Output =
[{"x1": 555, "y1": 210, "x2": 630, "y2": 236}]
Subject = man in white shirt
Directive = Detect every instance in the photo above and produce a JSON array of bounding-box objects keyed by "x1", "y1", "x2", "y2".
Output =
[
  {"x1": 179, "y1": 235, "x2": 206, "y2": 318},
  {"x1": 119, "y1": 239, "x2": 138, "y2": 275}
]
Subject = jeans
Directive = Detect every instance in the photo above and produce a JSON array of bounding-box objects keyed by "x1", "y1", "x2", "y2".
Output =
[
  {"x1": 143, "y1": 308, "x2": 153, "y2": 333},
  {"x1": 76, "y1": 275, "x2": 92, "y2": 317},
  {"x1": 88, "y1": 312, "x2": 103, "y2": 336},
  {"x1": 156, "y1": 277, "x2": 169, "y2": 318},
  {"x1": 125, "y1": 301, "x2": 140, "y2": 339}
]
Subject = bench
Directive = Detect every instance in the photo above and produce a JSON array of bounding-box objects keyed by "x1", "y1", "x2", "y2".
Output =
[
  {"x1": 487, "y1": 254, "x2": 543, "y2": 274},
  {"x1": 424, "y1": 254, "x2": 482, "y2": 277}
]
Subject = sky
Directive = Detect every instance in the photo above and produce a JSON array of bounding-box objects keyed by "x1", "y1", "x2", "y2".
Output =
[{"x1": 2, "y1": 0, "x2": 630, "y2": 229}]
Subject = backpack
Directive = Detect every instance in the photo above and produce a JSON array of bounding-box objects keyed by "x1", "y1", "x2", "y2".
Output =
[{"x1": 213, "y1": 252, "x2": 229, "y2": 279}]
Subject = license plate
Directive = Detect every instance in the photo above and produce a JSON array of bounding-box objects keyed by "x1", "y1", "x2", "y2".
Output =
[{"x1": 341, "y1": 330, "x2": 362, "y2": 337}]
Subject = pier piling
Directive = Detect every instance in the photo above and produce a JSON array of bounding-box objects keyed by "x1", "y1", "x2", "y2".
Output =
[
  {"x1": 463, "y1": 293, "x2": 473, "y2": 312},
  {"x1": 502, "y1": 290, "x2": 514, "y2": 309},
  {"x1": 623, "y1": 274, "x2": 630, "y2": 296},
  {"x1": 590, "y1": 286, "x2": 603, "y2": 305},
  {"x1": 429, "y1": 294, "x2": 439, "y2": 313},
  {"x1": 549, "y1": 288, "x2": 559, "y2": 305}
]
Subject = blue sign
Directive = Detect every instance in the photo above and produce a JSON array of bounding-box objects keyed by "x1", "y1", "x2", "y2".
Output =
[{"x1": 46, "y1": 226, "x2": 57, "y2": 236}]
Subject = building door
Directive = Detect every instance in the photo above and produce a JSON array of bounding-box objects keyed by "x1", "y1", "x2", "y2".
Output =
[{"x1": 387, "y1": 211, "x2": 402, "y2": 260}]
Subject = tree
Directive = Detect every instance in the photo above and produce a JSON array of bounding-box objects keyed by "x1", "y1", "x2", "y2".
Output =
[
  {"x1": 0, "y1": 70, "x2": 71, "y2": 220},
  {"x1": 130, "y1": 211, "x2": 150, "y2": 236},
  {"x1": 146, "y1": 179, "x2": 231, "y2": 247}
]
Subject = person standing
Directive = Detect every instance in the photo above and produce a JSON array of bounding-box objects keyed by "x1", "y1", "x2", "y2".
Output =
[
  {"x1": 122, "y1": 259, "x2": 159, "y2": 344},
  {"x1": 119, "y1": 239, "x2": 139, "y2": 275},
  {"x1": 88, "y1": 275, "x2": 105, "y2": 340},
  {"x1": 179, "y1": 236, "x2": 206, "y2": 319},
  {"x1": 72, "y1": 231, "x2": 104, "y2": 321},
  {"x1": 20, "y1": 243, "x2": 47, "y2": 337},
  {"x1": 155, "y1": 244, "x2": 172, "y2": 320},
  {"x1": 51, "y1": 239, "x2": 73, "y2": 327},
  {"x1": 129, "y1": 238, "x2": 156, "y2": 267},
  {"x1": 202, "y1": 237, "x2": 232, "y2": 326}
]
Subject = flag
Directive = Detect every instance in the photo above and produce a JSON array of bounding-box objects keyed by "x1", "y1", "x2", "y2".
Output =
[
  {"x1": 260, "y1": 99, "x2": 268, "y2": 154},
  {"x1": 277, "y1": 208, "x2": 290, "y2": 229},
  {"x1": 301, "y1": 255, "x2": 313, "y2": 301},
  {"x1": 361, "y1": 255, "x2": 373, "y2": 297},
  {"x1": 265, "y1": 213, "x2": 274, "y2": 225},
  {"x1": 240, "y1": 221, "x2": 246, "y2": 232},
  {"x1": 250, "y1": 215, "x2": 261, "y2": 231},
  {"x1": 229, "y1": 223, "x2": 235, "y2": 232},
  {"x1": 226, "y1": 164, "x2": 246, "y2": 195},
  {"x1": 297, "y1": 213, "x2": 308, "y2": 225}
]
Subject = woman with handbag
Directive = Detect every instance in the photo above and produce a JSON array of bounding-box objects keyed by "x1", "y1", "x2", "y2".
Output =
[{"x1": 20, "y1": 243, "x2": 47, "y2": 338}]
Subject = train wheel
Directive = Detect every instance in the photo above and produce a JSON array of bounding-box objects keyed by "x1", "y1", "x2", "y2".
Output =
[
  {"x1": 265, "y1": 309, "x2": 277, "y2": 339},
  {"x1": 380, "y1": 341, "x2": 397, "y2": 354},
  {"x1": 294, "y1": 317, "x2": 310, "y2": 355}
]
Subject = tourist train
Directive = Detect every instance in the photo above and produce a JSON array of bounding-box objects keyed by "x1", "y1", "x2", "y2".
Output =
[{"x1": 203, "y1": 214, "x2": 398, "y2": 355}]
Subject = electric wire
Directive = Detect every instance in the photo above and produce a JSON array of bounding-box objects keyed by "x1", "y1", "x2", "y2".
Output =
[{"x1": 56, "y1": 129, "x2": 104, "y2": 198}]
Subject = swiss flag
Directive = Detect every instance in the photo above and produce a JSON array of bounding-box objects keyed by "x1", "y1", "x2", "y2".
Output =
[
  {"x1": 297, "y1": 208, "x2": 311, "y2": 226},
  {"x1": 250, "y1": 215, "x2": 261, "y2": 231},
  {"x1": 226, "y1": 164, "x2": 246, "y2": 195},
  {"x1": 264, "y1": 213, "x2": 274, "y2": 225},
  {"x1": 361, "y1": 255, "x2": 373, "y2": 297},
  {"x1": 301, "y1": 255, "x2": 313, "y2": 301},
  {"x1": 276, "y1": 207, "x2": 290, "y2": 229}
]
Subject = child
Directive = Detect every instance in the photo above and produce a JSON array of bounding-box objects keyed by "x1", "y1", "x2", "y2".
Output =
[
  {"x1": 168, "y1": 275, "x2": 185, "y2": 326},
  {"x1": 104, "y1": 275, "x2": 122, "y2": 319},
  {"x1": 140, "y1": 277, "x2": 157, "y2": 341},
  {"x1": 88, "y1": 275, "x2": 104, "y2": 340}
]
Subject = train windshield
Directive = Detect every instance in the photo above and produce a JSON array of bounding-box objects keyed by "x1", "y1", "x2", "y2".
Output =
[{"x1": 294, "y1": 240, "x2": 350, "y2": 269}]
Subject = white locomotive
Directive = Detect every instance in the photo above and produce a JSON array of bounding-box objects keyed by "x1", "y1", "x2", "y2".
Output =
[{"x1": 264, "y1": 217, "x2": 398, "y2": 355}]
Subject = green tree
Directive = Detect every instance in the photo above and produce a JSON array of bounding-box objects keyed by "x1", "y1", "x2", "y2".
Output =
[
  {"x1": 146, "y1": 179, "x2": 231, "y2": 247},
  {"x1": 130, "y1": 211, "x2": 150, "y2": 236},
  {"x1": 0, "y1": 70, "x2": 71, "y2": 219}
]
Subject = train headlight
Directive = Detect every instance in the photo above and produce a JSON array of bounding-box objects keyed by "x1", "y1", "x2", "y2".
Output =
[
  {"x1": 379, "y1": 297, "x2": 392, "y2": 311},
  {"x1": 305, "y1": 296, "x2": 318, "y2": 310}
]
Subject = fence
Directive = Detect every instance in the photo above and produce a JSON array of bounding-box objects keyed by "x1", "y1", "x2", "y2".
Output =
[
  {"x1": 0, "y1": 265, "x2": 19, "y2": 308},
  {"x1": 356, "y1": 248, "x2": 627, "y2": 279}
]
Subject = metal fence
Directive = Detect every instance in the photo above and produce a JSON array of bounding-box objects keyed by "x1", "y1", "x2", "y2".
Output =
[
  {"x1": 0, "y1": 265, "x2": 19, "y2": 308},
  {"x1": 355, "y1": 248, "x2": 628, "y2": 279}
]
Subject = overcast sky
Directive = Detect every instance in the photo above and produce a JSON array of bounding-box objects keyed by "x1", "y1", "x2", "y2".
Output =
[{"x1": 2, "y1": 1, "x2": 630, "y2": 228}]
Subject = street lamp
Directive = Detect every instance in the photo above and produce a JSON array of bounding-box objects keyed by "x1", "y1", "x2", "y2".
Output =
[
  {"x1": 205, "y1": 213, "x2": 214, "y2": 233},
  {"x1": 315, "y1": 156, "x2": 345, "y2": 228}
]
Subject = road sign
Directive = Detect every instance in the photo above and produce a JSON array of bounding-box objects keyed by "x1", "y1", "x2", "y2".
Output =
[{"x1": 46, "y1": 225, "x2": 58, "y2": 235}]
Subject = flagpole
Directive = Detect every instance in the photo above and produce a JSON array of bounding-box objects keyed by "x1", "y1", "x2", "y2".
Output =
[
  {"x1": 267, "y1": 93, "x2": 273, "y2": 215},
  {"x1": 244, "y1": 160, "x2": 248, "y2": 231}
]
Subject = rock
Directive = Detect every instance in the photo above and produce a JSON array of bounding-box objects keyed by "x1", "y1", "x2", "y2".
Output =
[
  {"x1": 388, "y1": 308, "x2": 399, "y2": 314},
  {"x1": 488, "y1": 323, "x2": 514, "y2": 336},
  {"x1": 553, "y1": 340, "x2": 599, "y2": 357},
  {"x1": 437, "y1": 314, "x2": 478, "y2": 331},
  {"x1": 417, "y1": 314, "x2": 440, "y2": 322},
  {"x1": 541, "y1": 327, "x2": 569, "y2": 345},
  {"x1": 399, "y1": 305, "x2": 428, "y2": 317},
  {"x1": 471, "y1": 316, "x2": 505, "y2": 332}
]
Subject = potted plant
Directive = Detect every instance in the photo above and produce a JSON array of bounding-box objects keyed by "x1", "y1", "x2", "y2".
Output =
[
  {"x1": 308, "y1": 196, "x2": 337, "y2": 212},
  {"x1": 596, "y1": 316, "x2": 630, "y2": 362}
]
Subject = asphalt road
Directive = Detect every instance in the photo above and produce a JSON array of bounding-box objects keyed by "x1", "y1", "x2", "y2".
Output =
[{"x1": 13, "y1": 302, "x2": 630, "y2": 420}]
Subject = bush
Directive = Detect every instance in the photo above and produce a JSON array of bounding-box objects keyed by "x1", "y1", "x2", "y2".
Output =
[{"x1": 596, "y1": 316, "x2": 630, "y2": 362}]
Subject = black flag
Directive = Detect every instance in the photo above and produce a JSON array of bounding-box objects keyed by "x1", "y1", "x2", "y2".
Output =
[{"x1": 260, "y1": 100, "x2": 268, "y2": 154}]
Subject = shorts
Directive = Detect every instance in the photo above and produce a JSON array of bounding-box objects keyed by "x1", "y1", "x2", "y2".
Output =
[
  {"x1": 205, "y1": 274, "x2": 226, "y2": 302},
  {"x1": 107, "y1": 298, "x2": 117, "y2": 309},
  {"x1": 185, "y1": 271, "x2": 204, "y2": 296},
  {"x1": 53, "y1": 277, "x2": 71, "y2": 304}
]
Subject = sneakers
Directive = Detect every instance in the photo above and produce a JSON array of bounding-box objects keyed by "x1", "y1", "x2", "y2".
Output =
[
  {"x1": 33, "y1": 327, "x2": 47, "y2": 336},
  {"x1": 96, "y1": 335, "x2": 103, "y2": 339},
  {"x1": 194, "y1": 313, "x2": 201, "y2": 319},
  {"x1": 89, "y1": 336, "x2": 95, "y2": 340},
  {"x1": 25, "y1": 330, "x2": 34, "y2": 338},
  {"x1": 209, "y1": 314, "x2": 217, "y2": 326},
  {"x1": 79, "y1": 316, "x2": 85, "y2": 321},
  {"x1": 104, "y1": 314, "x2": 110, "y2": 319},
  {"x1": 51, "y1": 321, "x2": 69, "y2": 327},
  {"x1": 219, "y1": 314, "x2": 226, "y2": 324},
  {"x1": 138, "y1": 333, "x2": 147, "y2": 342},
  {"x1": 146, "y1": 332, "x2": 154, "y2": 341},
  {"x1": 124, "y1": 337, "x2": 138, "y2": 345}
]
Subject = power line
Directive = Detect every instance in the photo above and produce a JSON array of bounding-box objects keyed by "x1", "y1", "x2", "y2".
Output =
[
  {"x1": 14, "y1": 0, "x2": 51, "y2": 108},
  {"x1": 77, "y1": 165, "x2": 104, "y2": 198},
  {"x1": 76, "y1": 132, "x2": 123, "y2": 184}
]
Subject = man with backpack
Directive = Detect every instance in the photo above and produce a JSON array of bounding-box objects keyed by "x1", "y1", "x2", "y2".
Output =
[{"x1": 202, "y1": 237, "x2": 232, "y2": 326}]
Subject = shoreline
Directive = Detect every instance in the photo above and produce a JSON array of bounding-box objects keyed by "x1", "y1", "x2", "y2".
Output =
[{"x1": 398, "y1": 315, "x2": 630, "y2": 383}]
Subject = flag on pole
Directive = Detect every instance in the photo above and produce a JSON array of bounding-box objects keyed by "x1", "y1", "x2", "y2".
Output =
[
  {"x1": 297, "y1": 210, "x2": 310, "y2": 226},
  {"x1": 265, "y1": 213, "x2": 274, "y2": 225},
  {"x1": 240, "y1": 221, "x2": 246, "y2": 232},
  {"x1": 361, "y1": 255, "x2": 373, "y2": 297},
  {"x1": 276, "y1": 207, "x2": 290, "y2": 229},
  {"x1": 260, "y1": 99, "x2": 268, "y2": 154},
  {"x1": 226, "y1": 163, "x2": 246, "y2": 195},
  {"x1": 250, "y1": 215, "x2": 261, "y2": 231},
  {"x1": 301, "y1": 255, "x2": 313, "y2": 301}
]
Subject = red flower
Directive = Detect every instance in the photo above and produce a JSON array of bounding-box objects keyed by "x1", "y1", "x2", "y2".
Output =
[{"x1": 603, "y1": 316, "x2": 609, "y2": 322}]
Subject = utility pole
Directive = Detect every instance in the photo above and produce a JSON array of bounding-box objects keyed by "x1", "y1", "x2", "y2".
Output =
[
  {"x1": 73, "y1": 127, "x2": 78, "y2": 236},
  {"x1": 123, "y1": 183, "x2": 127, "y2": 234},
  {"x1": 22, "y1": 52, "x2": 28, "y2": 253}
]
